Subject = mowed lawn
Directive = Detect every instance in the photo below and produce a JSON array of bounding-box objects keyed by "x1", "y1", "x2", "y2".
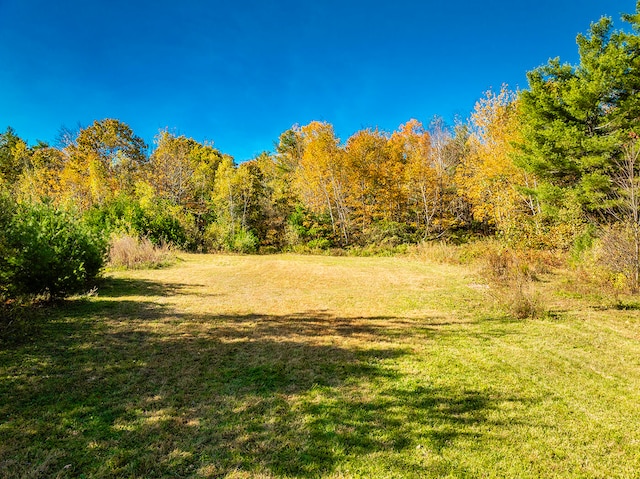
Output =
[{"x1": 1, "y1": 254, "x2": 639, "y2": 478}]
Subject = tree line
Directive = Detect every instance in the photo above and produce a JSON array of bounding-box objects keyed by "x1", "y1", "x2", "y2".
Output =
[
  {"x1": 2, "y1": 2, "x2": 640, "y2": 298},
  {"x1": 0, "y1": 102, "x2": 527, "y2": 252}
]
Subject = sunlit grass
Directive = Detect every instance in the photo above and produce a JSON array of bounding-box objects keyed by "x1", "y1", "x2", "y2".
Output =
[{"x1": 1, "y1": 253, "x2": 639, "y2": 477}]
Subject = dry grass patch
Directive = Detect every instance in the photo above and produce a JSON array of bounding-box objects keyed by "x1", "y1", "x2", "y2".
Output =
[{"x1": 108, "y1": 233, "x2": 175, "y2": 269}]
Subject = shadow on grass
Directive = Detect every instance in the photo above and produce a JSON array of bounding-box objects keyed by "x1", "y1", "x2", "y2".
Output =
[
  {"x1": 0, "y1": 275, "x2": 524, "y2": 478},
  {"x1": 95, "y1": 277, "x2": 205, "y2": 298},
  {"x1": 590, "y1": 300, "x2": 640, "y2": 311}
]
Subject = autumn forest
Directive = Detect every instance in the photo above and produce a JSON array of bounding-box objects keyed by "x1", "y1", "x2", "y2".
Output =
[{"x1": 3, "y1": 5, "x2": 640, "y2": 299}]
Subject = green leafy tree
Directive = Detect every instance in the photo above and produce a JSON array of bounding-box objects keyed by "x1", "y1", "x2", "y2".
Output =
[
  {"x1": 518, "y1": 5, "x2": 640, "y2": 218},
  {"x1": 84, "y1": 192, "x2": 188, "y2": 248},
  {"x1": 254, "y1": 151, "x2": 300, "y2": 249},
  {"x1": 275, "y1": 126, "x2": 305, "y2": 173}
]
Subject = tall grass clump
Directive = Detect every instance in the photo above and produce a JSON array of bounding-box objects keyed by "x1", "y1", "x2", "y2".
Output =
[
  {"x1": 108, "y1": 234, "x2": 175, "y2": 269},
  {"x1": 410, "y1": 240, "x2": 465, "y2": 264},
  {"x1": 479, "y1": 243, "x2": 547, "y2": 319}
]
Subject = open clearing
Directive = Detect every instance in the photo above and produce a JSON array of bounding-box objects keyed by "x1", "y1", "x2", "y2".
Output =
[{"x1": 1, "y1": 254, "x2": 640, "y2": 478}]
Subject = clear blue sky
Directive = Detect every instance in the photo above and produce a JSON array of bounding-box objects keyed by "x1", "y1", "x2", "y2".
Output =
[{"x1": 0, "y1": 0, "x2": 636, "y2": 161}]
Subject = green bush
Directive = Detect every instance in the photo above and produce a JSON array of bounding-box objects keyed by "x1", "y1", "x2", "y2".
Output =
[
  {"x1": 141, "y1": 207, "x2": 187, "y2": 247},
  {"x1": 570, "y1": 224, "x2": 597, "y2": 264},
  {"x1": 203, "y1": 222, "x2": 258, "y2": 254},
  {"x1": 1, "y1": 200, "x2": 107, "y2": 300},
  {"x1": 231, "y1": 229, "x2": 258, "y2": 254},
  {"x1": 306, "y1": 238, "x2": 331, "y2": 250},
  {"x1": 203, "y1": 221, "x2": 228, "y2": 251},
  {"x1": 0, "y1": 194, "x2": 16, "y2": 299},
  {"x1": 285, "y1": 206, "x2": 335, "y2": 248},
  {"x1": 85, "y1": 195, "x2": 188, "y2": 249},
  {"x1": 83, "y1": 195, "x2": 146, "y2": 235}
]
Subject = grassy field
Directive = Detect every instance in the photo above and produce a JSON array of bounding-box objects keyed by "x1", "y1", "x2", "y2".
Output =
[{"x1": 1, "y1": 253, "x2": 639, "y2": 478}]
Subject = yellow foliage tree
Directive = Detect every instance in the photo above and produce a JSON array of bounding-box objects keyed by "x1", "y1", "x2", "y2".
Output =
[
  {"x1": 295, "y1": 121, "x2": 351, "y2": 244},
  {"x1": 59, "y1": 119, "x2": 147, "y2": 209},
  {"x1": 391, "y1": 118, "x2": 460, "y2": 233},
  {"x1": 145, "y1": 130, "x2": 223, "y2": 234},
  {"x1": 458, "y1": 87, "x2": 537, "y2": 234},
  {"x1": 17, "y1": 146, "x2": 65, "y2": 203},
  {"x1": 345, "y1": 128, "x2": 406, "y2": 228}
]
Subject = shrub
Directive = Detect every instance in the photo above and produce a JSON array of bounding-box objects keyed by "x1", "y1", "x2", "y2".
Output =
[
  {"x1": 0, "y1": 194, "x2": 17, "y2": 299},
  {"x1": 570, "y1": 225, "x2": 597, "y2": 264},
  {"x1": 203, "y1": 222, "x2": 258, "y2": 254},
  {"x1": 203, "y1": 222, "x2": 228, "y2": 251},
  {"x1": 1, "y1": 200, "x2": 107, "y2": 300},
  {"x1": 593, "y1": 224, "x2": 640, "y2": 293},
  {"x1": 347, "y1": 243, "x2": 409, "y2": 257},
  {"x1": 85, "y1": 195, "x2": 188, "y2": 249},
  {"x1": 503, "y1": 282, "x2": 544, "y2": 319},
  {"x1": 231, "y1": 229, "x2": 258, "y2": 254},
  {"x1": 479, "y1": 243, "x2": 561, "y2": 284},
  {"x1": 306, "y1": 238, "x2": 331, "y2": 250},
  {"x1": 471, "y1": 241, "x2": 548, "y2": 319},
  {"x1": 285, "y1": 207, "x2": 335, "y2": 249}
]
